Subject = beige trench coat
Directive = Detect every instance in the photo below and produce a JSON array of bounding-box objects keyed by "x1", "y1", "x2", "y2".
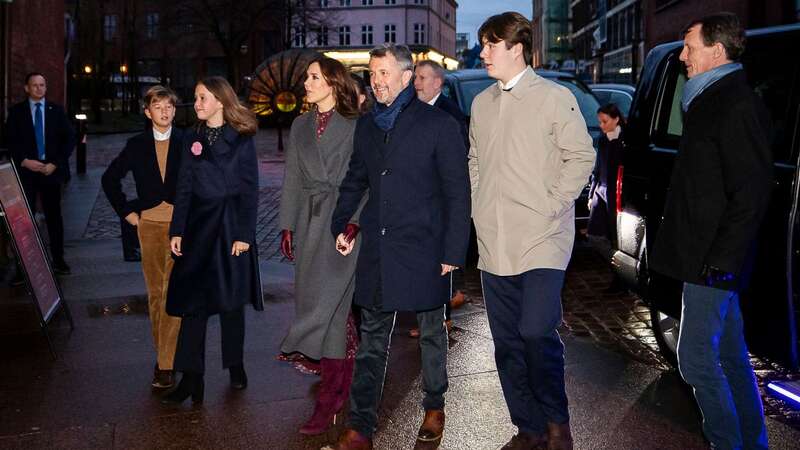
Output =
[{"x1": 469, "y1": 67, "x2": 596, "y2": 276}]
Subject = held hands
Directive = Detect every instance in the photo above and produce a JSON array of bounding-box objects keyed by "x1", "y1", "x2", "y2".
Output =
[
  {"x1": 335, "y1": 223, "x2": 360, "y2": 256},
  {"x1": 280, "y1": 230, "x2": 294, "y2": 261},
  {"x1": 42, "y1": 163, "x2": 57, "y2": 176},
  {"x1": 125, "y1": 212, "x2": 140, "y2": 226},
  {"x1": 170, "y1": 236, "x2": 182, "y2": 256},
  {"x1": 231, "y1": 241, "x2": 250, "y2": 256},
  {"x1": 21, "y1": 159, "x2": 46, "y2": 172}
]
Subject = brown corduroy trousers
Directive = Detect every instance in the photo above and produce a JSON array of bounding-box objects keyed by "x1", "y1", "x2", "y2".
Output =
[{"x1": 137, "y1": 219, "x2": 181, "y2": 370}]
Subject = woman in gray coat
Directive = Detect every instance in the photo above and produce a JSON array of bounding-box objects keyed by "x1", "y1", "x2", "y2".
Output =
[{"x1": 278, "y1": 57, "x2": 364, "y2": 435}]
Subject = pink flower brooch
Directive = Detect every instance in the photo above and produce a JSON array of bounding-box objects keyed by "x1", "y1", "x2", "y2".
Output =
[{"x1": 191, "y1": 141, "x2": 203, "y2": 156}]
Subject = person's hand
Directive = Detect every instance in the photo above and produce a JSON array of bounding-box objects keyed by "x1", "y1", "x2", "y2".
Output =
[
  {"x1": 587, "y1": 198, "x2": 592, "y2": 211},
  {"x1": 231, "y1": 241, "x2": 250, "y2": 256},
  {"x1": 336, "y1": 233, "x2": 355, "y2": 256},
  {"x1": 441, "y1": 264, "x2": 457, "y2": 276},
  {"x1": 41, "y1": 163, "x2": 57, "y2": 176},
  {"x1": 170, "y1": 236, "x2": 182, "y2": 256},
  {"x1": 125, "y1": 212, "x2": 140, "y2": 226},
  {"x1": 280, "y1": 229, "x2": 294, "y2": 261},
  {"x1": 21, "y1": 159, "x2": 45, "y2": 172}
]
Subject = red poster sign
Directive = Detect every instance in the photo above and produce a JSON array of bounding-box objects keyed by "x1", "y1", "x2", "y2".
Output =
[{"x1": 0, "y1": 162, "x2": 62, "y2": 323}]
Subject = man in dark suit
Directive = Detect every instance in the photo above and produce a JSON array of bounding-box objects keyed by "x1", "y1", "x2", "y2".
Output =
[
  {"x1": 651, "y1": 13, "x2": 771, "y2": 450},
  {"x1": 410, "y1": 59, "x2": 469, "y2": 338},
  {"x1": 5, "y1": 73, "x2": 75, "y2": 274},
  {"x1": 327, "y1": 44, "x2": 471, "y2": 450}
]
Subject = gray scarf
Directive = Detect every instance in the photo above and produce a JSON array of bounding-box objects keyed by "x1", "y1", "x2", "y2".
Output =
[{"x1": 681, "y1": 62, "x2": 743, "y2": 112}]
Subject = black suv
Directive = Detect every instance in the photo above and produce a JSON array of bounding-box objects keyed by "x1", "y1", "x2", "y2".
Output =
[{"x1": 613, "y1": 24, "x2": 800, "y2": 370}]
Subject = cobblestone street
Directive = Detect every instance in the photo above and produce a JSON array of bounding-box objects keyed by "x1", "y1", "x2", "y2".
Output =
[{"x1": 74, "y1": 128, "x2": 800, "y2": 432}]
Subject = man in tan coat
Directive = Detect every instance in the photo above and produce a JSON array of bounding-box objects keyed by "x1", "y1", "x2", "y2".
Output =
[{"x1": 469, "y1": 12, "x2": 595, "y2": 450}]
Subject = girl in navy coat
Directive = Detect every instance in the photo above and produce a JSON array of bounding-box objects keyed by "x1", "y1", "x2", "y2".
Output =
[{"x1": 162, "y1": 76, "x2": 262, "y2": 405}]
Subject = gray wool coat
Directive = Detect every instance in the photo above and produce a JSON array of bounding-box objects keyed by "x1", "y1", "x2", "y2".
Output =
[{"x1": 278, "y1": 110, "x2": 363, "y2": 359}]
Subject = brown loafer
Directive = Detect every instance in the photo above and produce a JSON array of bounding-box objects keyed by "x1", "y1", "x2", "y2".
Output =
[
  {"x1": 417, "y1": 409, "x2": 445, "y2": 442},
  {"x1": 546, "y1": 422, "x2": 573, "y2": 450},
  {"x1": 322, "y1": 428, "x2": 373, "y2": 450},
  {"x1": 500, "y1": 432, "x2": 547, "y2": 450}
]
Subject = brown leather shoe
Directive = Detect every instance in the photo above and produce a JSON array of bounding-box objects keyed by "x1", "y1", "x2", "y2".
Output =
[
  {"x1": 500, "y1": 432, "x2": 547, "y2": 450},
  {"x1": 322, "y1": 428, "x2": 373, "y2": 450},
  {"x1": 151, "y1": 364, "x2": 175, "y2": 389},
  {"x1": 417, "y1": 409, "x2": 445, "y2": 442},
  {"x1": 546, "y1": 422, "x2": 573, "y2": 450}
]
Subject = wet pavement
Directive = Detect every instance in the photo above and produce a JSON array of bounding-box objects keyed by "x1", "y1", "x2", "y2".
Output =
[{"x1": 1, "y1": 129, "x2": 799, "y2": 449}]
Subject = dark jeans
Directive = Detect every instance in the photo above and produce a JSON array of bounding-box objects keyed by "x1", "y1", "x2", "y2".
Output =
[
  {"x1": 173, "y1": 308, "x2": 245, "y2": 374},
  {"x1": 677, "y1": 283, "x2": 768, "y2": 450},
  {"x1": 22, "y1": 180, "x2": 64, "y2": 261},
  {"x1": 348, "y1": 288, "x2": 448, "y2": 438},
  {"x1": 482, "y1": 268, "x2": 569, "y2": 435}
]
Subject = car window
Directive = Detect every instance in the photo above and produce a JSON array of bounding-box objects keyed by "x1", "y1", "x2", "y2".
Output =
[
  {"x1": 653, "y1": 34, "x2": 799, "y2": 163},
  {"x1": 554, "y1": 78, "x2": 600, "y2": 129},
  {"x1": 594, "y1": 91, "x2": 612, "y2": 105},
  {"x1": 610, "y1": 92, "x2": 633, "y2": 117}
]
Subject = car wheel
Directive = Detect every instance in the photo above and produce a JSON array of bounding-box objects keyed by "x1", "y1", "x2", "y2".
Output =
[{"x1": 650, "y1": 304, "x2": 680, "y2": 368}]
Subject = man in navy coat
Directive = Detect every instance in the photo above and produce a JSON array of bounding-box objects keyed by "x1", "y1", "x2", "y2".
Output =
[
  {"x1": 328, "y1": 44, "x2": 470, "y2": 449},
  {"x1": 5, "y1": 72, "x2": 75, "y2": 274}
]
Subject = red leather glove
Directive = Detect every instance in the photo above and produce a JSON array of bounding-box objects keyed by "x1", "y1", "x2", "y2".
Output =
[
  {"x1": 343, "y1": 223, "x2": 360, "y2": 243},
  {"x1": 280, "y1": 229, "x2": 294, "y2": 261}
]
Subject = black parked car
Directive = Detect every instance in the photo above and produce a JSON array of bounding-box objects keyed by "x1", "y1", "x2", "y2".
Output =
[
  {"x1": 442, "y1": 69, "x2": 601, "y2": 228},
  {"x1": 612, "y1": 23, "x2": 800, "y2": 370}
]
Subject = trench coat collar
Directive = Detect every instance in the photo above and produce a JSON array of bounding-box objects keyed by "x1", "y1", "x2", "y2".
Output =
[{"x1": 490, "y1": 66, "x2": 539, "y2": 101}]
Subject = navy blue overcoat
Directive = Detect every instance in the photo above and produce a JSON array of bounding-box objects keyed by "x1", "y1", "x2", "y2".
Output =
[
  {"x1": 331, "y1": 98, "x2": 471, "y2": 312},
  {"x1": 166, "y1": 125, "x2": 263, "y2": 316}
]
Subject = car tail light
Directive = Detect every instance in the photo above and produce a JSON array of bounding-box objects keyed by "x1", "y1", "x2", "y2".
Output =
[{"x1": 616, "y1": 165, "x2": 624, "y2": 214}]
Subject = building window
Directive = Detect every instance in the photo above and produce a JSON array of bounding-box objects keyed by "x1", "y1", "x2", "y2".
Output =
[
  {"x1": 384, "y1": 0, "x2": 396, "y2": 4},
  {"x1": 145, "y1": 13, "x2": 159, "y2": 39},
  {"x1": 320, "y1": 0, "x2": 329, "y2": 5},
  {"x1": 384, "y1": 24, "x2": 396, "y2": 43},
  {"x1": 339, "y1": 0, "x2": 351, "y2": 5},
  {"x1": 413, "y1": 0, "x2": 424, "y2": 4},
  {"x1": 338, "y1": 26, "x2": 351, "y2": 46},
  {"x1": 413, "y1": 23, "x2": 425, "y2": 44},
  {"x1": 293, "y1": 26, "x2": 305, "y2": 47},
  {"x1": 103, "y1": 15, "x2": 117, "y2": 41},
  {"x1": 316, "y1": 26, "x2": 329, "y2": 46},
  {"x1": 361, "y1": 25, "x2": 373, "y2": 45},
  {"x1": 361, "y1": 0, "x2": 373, "y2": 5}
]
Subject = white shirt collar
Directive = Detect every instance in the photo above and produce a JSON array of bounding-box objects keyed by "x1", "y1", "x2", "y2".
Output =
[
  {"x1": 153, "y1": 126, "x2": 172, "y2": 141},
  {"x1": 427, "y1": 92, "x2": 442, "y2": 106},
  {"x1": 607, "y1": 125, "x2": 622, "y2": 141},
  {"x1": 498, "y1": 67, "x2": 529, "y2": 91}
]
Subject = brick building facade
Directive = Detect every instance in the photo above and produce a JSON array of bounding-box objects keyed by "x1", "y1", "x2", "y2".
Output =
[
  {"x1": 1, "y1": 0, "x2": 67, "y2": 144},
  {"x1": 644, "y1": 0, "x2": 799, "y2": 50}
]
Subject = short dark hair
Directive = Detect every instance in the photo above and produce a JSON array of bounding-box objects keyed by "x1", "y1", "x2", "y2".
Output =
[
  {"x1": 597, "y1": 103, "x2": 626, "y2": 127},
  {"x1": 683, "y1": 12, "x2": 746, "y2": 61},
  {"x1": 143, "y1": 85, "x2": 179, "y2": 108},
  {"x1": 415, "y1": 60, "x2": 445, "y2": 81},
  {"x1": 478, "y1": 12, "x2": 532, "y2": 66},
  {"x1": 25, "y1": 72, "x2": 46, "y2": 84},
  {"x1": 369, "y1": 43, "x2": 414, "y2": 71}
]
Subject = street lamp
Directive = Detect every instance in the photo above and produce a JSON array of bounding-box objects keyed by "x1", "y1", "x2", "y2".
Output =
[
  {"x1": 83, "y1": 65, "x2": 92, "y2": 74},
  {"x1": 74, "y1": 114, "x2": 88, "y2": 174},
  {"x1": 120, "y1": 64, "x2": 128, "y2": 74}
]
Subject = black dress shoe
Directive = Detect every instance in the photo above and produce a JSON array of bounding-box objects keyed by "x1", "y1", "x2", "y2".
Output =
[
  {"x1": 161, "y1": 372, "x2": 204, "y2": 405},
  {"x1": 229, "y1": 364, "x2": 248, "y2": 390},
  {"x1": 52, "y1": 259, "x2": 71, "y2": 275},
  {"x1": 152, "y1": 366, "x2": 175, "y2": 389}
]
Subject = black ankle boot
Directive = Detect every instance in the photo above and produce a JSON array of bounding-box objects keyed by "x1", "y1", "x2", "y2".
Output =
[
  {"x1": 161, "y1": 372, "x2": 204, "y2": 405},
  {"x1": 229, "y1": 364, "x2": 247, "y2": 390}
]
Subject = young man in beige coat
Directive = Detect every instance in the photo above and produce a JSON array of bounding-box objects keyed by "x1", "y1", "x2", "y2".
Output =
[{"x1": 469, "y1": 12, "x2": 595, "y2": 450}]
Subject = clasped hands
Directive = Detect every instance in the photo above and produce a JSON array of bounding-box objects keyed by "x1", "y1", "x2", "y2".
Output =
[
  {"x1": 21, "y1": 159, "x2": 56, "y2": 176},
  {"x1": 170, "y1": 236, "x2": 249, "y2": 257},
  {"x1": 326, "y1": 224, "x2": 457, "y2": 276}
]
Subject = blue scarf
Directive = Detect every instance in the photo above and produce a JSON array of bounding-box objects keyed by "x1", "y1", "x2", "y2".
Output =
[
  {"x1": 372, "y1": 83, "x2": 417, "y2": 132},
  {"x1": 681, "y1": 62, "x2": 743, "y2": 112}
]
